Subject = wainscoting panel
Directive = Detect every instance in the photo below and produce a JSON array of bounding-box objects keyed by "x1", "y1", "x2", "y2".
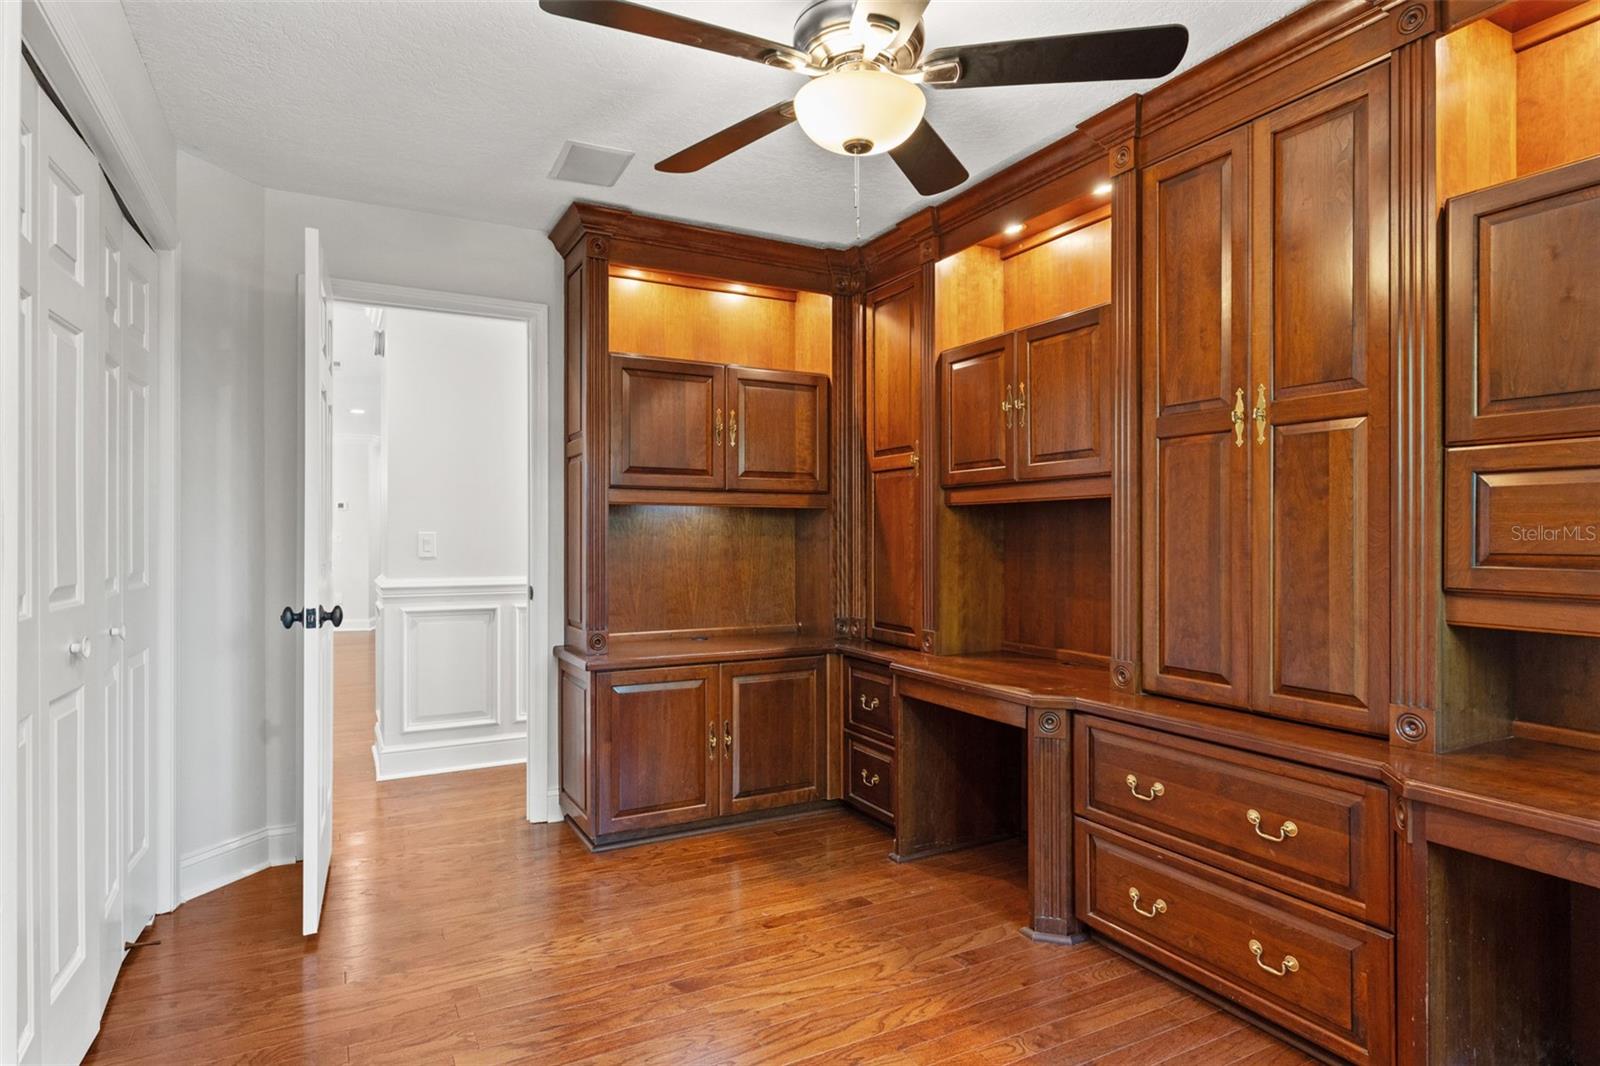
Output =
[{"x1": 373, "y1": 577, "x2": 528, "y2": 780}]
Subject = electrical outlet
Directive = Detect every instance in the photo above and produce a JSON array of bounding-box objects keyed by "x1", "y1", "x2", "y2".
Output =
[{"x1": 417, "y1": 531, "x2": 437, "y2": 559}]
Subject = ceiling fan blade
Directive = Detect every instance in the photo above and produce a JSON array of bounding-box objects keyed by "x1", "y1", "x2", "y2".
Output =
[
  {"x1": 539, "y1": 0, "x2": 812, "y2": 71},
  {"x1": 656, "y1": 101, "x2": 798, "y2": 173},
  {"x1": 924, "y1": 24, "x2": 1189, "y2": 89},
  {"x1": 889, "y1": 119, "x2": 968, "y2": 196},
  {"x1": 850, "y1": 0, "x2": 930, "y2": 60}
]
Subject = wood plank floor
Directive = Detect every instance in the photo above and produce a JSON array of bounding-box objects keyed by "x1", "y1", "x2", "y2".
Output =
[{"x1": 85, "y1": 632, "x2": 1314, "y2": 1064}]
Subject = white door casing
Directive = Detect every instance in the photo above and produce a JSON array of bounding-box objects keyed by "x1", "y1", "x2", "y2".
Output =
[
  {"x1": 301, "y1": 229, "x2": 336, "y2": 936},
  {"x1": 29, "y1": 63, "x2": 108, "y2": 1066}
]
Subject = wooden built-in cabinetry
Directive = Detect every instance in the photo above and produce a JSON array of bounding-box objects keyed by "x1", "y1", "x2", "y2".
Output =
[{"x1": 1141, "y1": 66, "x2": 1391, "y2": 736}]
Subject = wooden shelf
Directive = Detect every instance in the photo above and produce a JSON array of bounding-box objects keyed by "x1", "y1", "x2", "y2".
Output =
[
  {"x1": 557, "y1": 632, "x2": 838, "y2": 672},
  {"x1": 1392, "y1": 737, "x2": 1600, "y2": 849},
  {"x1": 607, "y1": 487, "x2": 829, "y2": 509}
]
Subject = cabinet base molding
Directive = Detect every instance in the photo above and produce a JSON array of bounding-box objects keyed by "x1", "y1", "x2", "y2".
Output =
[
  {"x1": 563, "y1": 800, "x2": 840, "y2": 853},
  {"x1": 1020, "y1": 924, "x2": 1091, "y2": 946}
]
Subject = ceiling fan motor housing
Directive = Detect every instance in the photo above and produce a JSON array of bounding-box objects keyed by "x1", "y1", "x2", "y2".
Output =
[{"x1": 793, "y1": 0, "x2": 925, "y2": 71}]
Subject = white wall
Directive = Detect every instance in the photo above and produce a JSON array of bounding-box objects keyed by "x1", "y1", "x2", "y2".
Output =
[
  {"x1": 332, "y1": 436, "x2": 377, "y2": 629},
  {"x1": 174, "y1": 151, "x2": 283, "y2": 898},
  {"x1": 258, "y1": 190, "x2": 564, "y2": 836},
  {"x1": 383, "y1": 309, "x2": 528, "y2": 580}
]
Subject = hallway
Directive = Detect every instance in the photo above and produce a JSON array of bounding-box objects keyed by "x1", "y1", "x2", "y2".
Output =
[{"x1": 82, "y1": 634, "x2": 1309, "y2": 1064}]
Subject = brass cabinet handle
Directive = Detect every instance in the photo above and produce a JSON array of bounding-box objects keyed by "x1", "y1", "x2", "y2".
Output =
[
  {"x1": 1016, "y1": 382, "x2": 1026, "y2": 426},
  {"x1": 1129, "y1": 887, "x2": 1167, "y2": 918},
  {"x1": 1252, "y1": 384, "x2": 1267, "y2": 445},
  {"x1": 858, "y1": 694, "x2": 880, "y2": 712},
  {"x1": 723, "y1": 720, "x2": 732, "y2": 747},
  {"x1": 714, "y1": 407, "x2": 723, "y2": 446},
  {"x1": 910, "y1": 439, "x2": 920, "y2": 473},
  {"x1": 1247, "y1": 809, "x2": 1298, "y2": 843},
  {"x1": 1230, "y1": 388, "x2": 1246, "y2": 448},
  {"x1": 709, "y1": 727, "x2": 718, "y2": 755},
  {"x1": 1002, "y1": 385, "x2": 1015, "y2": 428},
  {"x1": 729, "y1": 409, "x2": 737, "y2": 449},
  {"x1": 860, "y1": 768, "x2": 880, "y2": 787},
  {"x1": 1126, "y1": 773, "x2": 1165, "y2": 802},
  {"x1": 1249, "y1": 939, "x2": 1299, "y2": 977}
]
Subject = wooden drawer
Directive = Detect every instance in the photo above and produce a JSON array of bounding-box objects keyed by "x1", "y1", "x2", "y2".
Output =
[
  {"x1": 1445, "y1": 439, "x2": 1600, "y2": 603},
  {"x1": 844, "y1": 658, "x2": 894, "y2": 743},
  {"x1": 1074, "y1": 716, "x2": 1391, "y2": 927},
  {"x1": 1078, "y1": 821, "x2": 1393, "y2": 1065},
  {"x1": 845, "y1": 735, "x2": 894, "y2": 826}
]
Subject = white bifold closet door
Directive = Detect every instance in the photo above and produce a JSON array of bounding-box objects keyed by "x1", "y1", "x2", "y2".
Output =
[{"x1": 16, "y1": 60, "x2": 159, "y2": 1066}]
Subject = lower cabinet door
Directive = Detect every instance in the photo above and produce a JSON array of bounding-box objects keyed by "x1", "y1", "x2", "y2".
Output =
[
  {"x1": 596, "y1": 665, "x2": 720, "y2": 835},
  {"x1": 719, "y1": 657, "x2": 826, "y2": 815}
]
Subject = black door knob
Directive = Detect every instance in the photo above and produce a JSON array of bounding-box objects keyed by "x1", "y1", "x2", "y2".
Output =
[
  {"x1": 280, "y1": 606, "x2": 303, "y2": 630},
  {"x1": 319, "y1": 605, "x2": 344, "y2": 628}
]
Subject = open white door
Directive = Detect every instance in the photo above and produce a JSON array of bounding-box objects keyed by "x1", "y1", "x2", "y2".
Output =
[{"x1": 293, "y1": 228, "x2": 337, "y2": 935}]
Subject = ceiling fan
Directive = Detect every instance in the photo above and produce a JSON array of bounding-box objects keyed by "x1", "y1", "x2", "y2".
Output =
[{"x1": 539, "y1": 0, "x2": 1189, "y2": 196}]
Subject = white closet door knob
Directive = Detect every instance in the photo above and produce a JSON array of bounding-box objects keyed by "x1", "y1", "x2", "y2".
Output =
[
  {"x1": 108, "y1": 626, "x2": 127, "y2": 639},
  {"x1": 69, "y1": 637, "x2": 93, "y2": 660}
]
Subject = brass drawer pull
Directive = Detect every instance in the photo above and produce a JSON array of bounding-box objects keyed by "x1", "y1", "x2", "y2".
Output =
[
  {"x1": 1128, "y1": 887, "x2": 1167, "y2": 918},
  {"x1": 1249, "y1": 939, "x2": 1299, "y2": 977},
  {"x1": 858, "y1": 694, "x2": 880, "y2": 712},
  {"x1": 1126, "y1": 774, "x2": 1165, "y2": 802},
  {"x1": 860, "y1": 768, "x2": 880, "y2": 788},
  {"x1": 1247, "y1": 809, "x2": 1298, "y2": 843}
]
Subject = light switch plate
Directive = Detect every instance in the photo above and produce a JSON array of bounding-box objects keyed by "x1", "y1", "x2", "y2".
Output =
[{"x1": 417, "y1": 531, "x2": 437, "y2": 559}]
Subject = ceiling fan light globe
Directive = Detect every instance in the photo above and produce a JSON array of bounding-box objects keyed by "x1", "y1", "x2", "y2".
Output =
[{"x1": 793, "y1": 66, "x2": 926, "y2": 156}]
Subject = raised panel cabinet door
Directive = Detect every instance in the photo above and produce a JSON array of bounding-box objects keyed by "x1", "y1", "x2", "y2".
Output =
[
  {"x1": 1249, "y1": 68, "x2": 1390, "y2": 734},
  {"x1": 866, "y1": 273, "x2": 924, "y2": 471},
  {"x1": 1017, "y1": 305, "x2": 1112, "y2": 481},
  {"x1": 1446, "y1": 154, "x2": 1600, "y2": 444},
  {"x1": 727, "y1": 366, "x2": 829, "y2": 493},
  {"x1": 869, "y1": 466, "x2": 923, "y2": 647},
  {"x1": 1141, "y1": 126, "x2": 1253, "y2": 709},
  {"x1": 719, "y1": 657, "x2": 825, "y2": 815},
  {"x1": 596, "y1": 665, "x2": 720, "y2": 835},
  {"x1": 938, "y1": 332, "x2": 1014, "y2": 486},
  {"x1": 608, "y1": 353, "x2": 725, "y2": 490}
]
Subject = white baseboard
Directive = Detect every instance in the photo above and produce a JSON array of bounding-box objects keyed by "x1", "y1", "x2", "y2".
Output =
[
  {"x1": 545, "y1": 786, "x2": 562, "y2": 823},
  {"x1": 372, "y1": 731, "x2": 528, "y2": 781},
  {"x1": 178, "y1": 823, "x2": 297, "y2": 902}
]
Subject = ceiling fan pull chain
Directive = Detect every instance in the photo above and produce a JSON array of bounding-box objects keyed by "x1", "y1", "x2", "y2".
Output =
[{"x1": 854, "y1": 155, "x2": 862, "y2": 241}]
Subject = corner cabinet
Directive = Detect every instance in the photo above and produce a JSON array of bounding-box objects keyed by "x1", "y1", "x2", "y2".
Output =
[
  {"x1": 609, "y1": 353, "x2": 829, "y2": 501},
  {"x1": 583, "y1": 657, "x2": 827, "y2": 843},
  {"x1": 938, "y1": 304, "x2": 1111, "y2": 497},
  {"x1": 865, "y1": 273, "x2": 926, "y2": 648},
  {"x1": 1141, "y1": 65, "x2": 1391, "y2": 735}
]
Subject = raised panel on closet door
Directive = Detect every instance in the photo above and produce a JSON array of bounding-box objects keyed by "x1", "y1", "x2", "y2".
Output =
[
  {"x1": 866, "y1": 274, "x2": 923, "y2": 470},
  {"x1": 596, "y1": 665, "x2": 719, "y2": 835},
  {"x1": 719, "y1": 657, "x2": 825, "y2": 814},
  {"x1": 608, "y1": 354, "x2": 724, "y2": 489},
  {"x1": 1249, "y1": 68, "x2": 1390, "y2": 733},
  {"x1": 1141, "y1": 127, "x2": 1252, "y2": 708},
  {"x1": 727, "y1": 366, "x2": 828, "y2": 494},
  {"x1": 1017, "y1": 305, "x2": 1110, "y2": 481},
  {"x1": 938, "y1": 333, "x2": 1013, "y2": 486},
  {"x1": 869, "y1": 466, "x2": 922, "y2": 647}
]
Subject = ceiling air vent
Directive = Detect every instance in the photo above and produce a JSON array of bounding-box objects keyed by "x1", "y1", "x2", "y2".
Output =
[{"x1": 549, "y1": 141, "x2": 635, "y2": 187}]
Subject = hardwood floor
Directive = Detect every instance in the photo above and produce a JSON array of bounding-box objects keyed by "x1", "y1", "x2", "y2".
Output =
[{"x1": 84, "y1": 632, "x2": 1312, "y2": 1064}]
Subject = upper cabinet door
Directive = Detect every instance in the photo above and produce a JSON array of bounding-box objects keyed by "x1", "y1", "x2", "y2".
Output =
[
  {"x1": 719, "y1": 657, "x2": 826, "y2": 815},
  {"x1": 866, "y1": 274, "x2": 924, "y2": 471},
  {"x1": 1141, "y1": 126, "x2": 1254, "y2": 710},
  {"x1": 939, "y1": 333, "x2": 1014, "y2": 486},
  {"x1": 727, "y1": 366, "x2": 829, "y2": 494},
  {"x1": 1249, "y1": 68, "x2": 1390, "y2": 734},
  {"x1": 1446, "y1": 155, "x2": 1600, "y2": 444},
  {"x1": 1017, "y1": 305, "x2": 1111, "y2": 482},
  {"x1": 609, "y1": 354, "x2": 725, "y2": 490}
]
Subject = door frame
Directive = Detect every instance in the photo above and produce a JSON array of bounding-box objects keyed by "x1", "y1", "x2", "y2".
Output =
[
  {"x1": 326, "y1": 278, "x2": 557, "y2": 824},
  {"x1": 3, "y1": 7, "x2": 25, "y2": 1059}
]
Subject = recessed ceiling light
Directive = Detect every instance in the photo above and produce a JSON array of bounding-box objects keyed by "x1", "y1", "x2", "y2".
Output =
[
  {"x1": 1003, "y1": 222, "x2": 1025, "y2": 236},
  {"x1": 1093, "y1": 181, "x2": 1114, "y2": 196},
  {"x1": 349, "y1": 408, "x2": 366, "y2": 415}
]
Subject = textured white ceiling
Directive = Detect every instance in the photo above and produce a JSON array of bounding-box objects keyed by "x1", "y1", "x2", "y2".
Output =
[{"x1": 123, "y1": 0, "x2": 1301, "y2": 246}]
